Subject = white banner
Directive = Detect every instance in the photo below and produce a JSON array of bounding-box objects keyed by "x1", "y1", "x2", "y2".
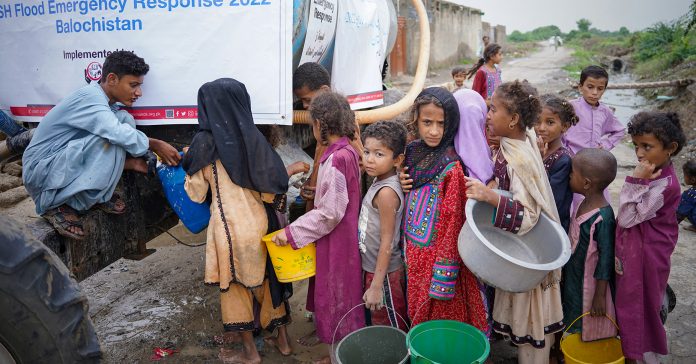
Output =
[
  {"x1": 331, "y1": 0, "x2": 389, "y2": 110},
  {"x1": 0, "y1": 0, "x2": 293, "y2": 125},
  {"x1": 298, "y1": 0, "x2": 336, "y2": 65}
]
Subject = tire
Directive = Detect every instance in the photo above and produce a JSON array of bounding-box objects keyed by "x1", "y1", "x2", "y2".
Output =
[{"x1": 0, "y1": 216, "x2": 101, "y2": 363}]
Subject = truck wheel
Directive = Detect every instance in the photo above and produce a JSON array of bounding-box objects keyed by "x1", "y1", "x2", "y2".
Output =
[{"x1": 0, "y1": 217, "x2": 101, "y2": 363}]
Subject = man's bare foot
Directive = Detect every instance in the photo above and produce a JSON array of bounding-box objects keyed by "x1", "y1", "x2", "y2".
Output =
[
  {"x1": 313, "y1": 356, "x2": 331, "y2": 364},
  {"x1": 214, "y1": 332, "x2": 242, "y2": 346},
  {"x1": 297, "y1": 330, "x2": 321, "y2": 347},
  {"x1": 43, "y1": 205, "x2": 85, "y2": 240},
  {"x1": 124, "y1": 157, "x2": 148, "y2": 174},
  {"x1": 218, "y1": 347, "x2": 261, "y2": 364}
]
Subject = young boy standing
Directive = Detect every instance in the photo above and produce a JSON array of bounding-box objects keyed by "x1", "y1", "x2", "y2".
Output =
[
  {"x1": 358, "y1": 121, "x2": 408, "y2": 329},
  {"x1": 564, "y1": 65, "x2": 625, "y2": 155},
  {"x1": 438, "y1": 66, "x2": 467, "y2": 93},
  {"x1": 292, "y1": 62, "x2": 363, "y2": 209}
]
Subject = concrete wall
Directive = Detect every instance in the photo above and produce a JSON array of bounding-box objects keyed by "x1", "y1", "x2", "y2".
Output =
[
  {"x1": 396, "y1": 0, "x2": 482, "y2": 74},
  {"x1": 494, "y1": 25, "x2": 507, "y2": 45}
]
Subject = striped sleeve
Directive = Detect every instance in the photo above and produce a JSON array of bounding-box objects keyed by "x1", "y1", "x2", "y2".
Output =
[
  {"x1": 286, "y1": 160, "x2": 349, "y2": 249},
  {"x1": 616, "y1": 176, "x2": 667, "y2": 229}
]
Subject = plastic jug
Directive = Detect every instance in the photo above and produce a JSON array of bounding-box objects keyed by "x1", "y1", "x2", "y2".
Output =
[{"x1": 157, "y1": 153, "x2": 210, "y2": 234}]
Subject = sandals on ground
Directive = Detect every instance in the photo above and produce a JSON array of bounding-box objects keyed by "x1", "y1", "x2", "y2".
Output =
[{"x1": 43, "y1": 205, "x2": 86, "y2": 240}]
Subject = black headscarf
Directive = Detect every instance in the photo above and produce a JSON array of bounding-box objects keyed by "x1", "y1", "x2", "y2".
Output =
[
  {"x1": 404, "y1": 87, "x2": 462, "y2": 188},
  {"x1": 182, "y1": 78, "x2": 288, "y2": 194}
]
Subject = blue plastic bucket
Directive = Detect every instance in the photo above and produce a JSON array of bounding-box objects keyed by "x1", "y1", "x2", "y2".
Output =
[{"x1": 157, "y1": 154, "x2": 210, "y2": 234}]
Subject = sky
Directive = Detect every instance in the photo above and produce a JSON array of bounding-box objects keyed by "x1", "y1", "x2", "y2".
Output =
[{"x1": 451, "y1": 0, "x2": 693, "y2": 33}]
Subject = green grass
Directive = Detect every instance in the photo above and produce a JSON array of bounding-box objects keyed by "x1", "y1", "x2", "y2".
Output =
[
  {"x1": 562, "y1": 44, "x2": 599, "y2": 74},
  {"x1": 458, "y1": 57, "x2": 477, "y2": 65}
]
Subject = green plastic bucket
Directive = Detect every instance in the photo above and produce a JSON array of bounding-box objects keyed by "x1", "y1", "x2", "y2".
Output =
[
  {"x1": 406, "y1": 320, "x2": 490, "y2": 364},
  {"x1": 334, "y1": 326, "x2": 409, "y2": 364}
]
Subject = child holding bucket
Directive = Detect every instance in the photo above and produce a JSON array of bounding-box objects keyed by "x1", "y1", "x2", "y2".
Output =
[
  {"x1": 563, "y1": 148, "x2": 619, "y2": 344},
  {"x1": 465, "y1": 80, "x2": 565, "y2": 363},
  {"x1": 358, "y1": 120, "x2": 408, "y2": 329},
  {"x1": 398, "y1": 87, "x2": 489, "y2": 331},
  {"x1": 182, "y1": 78, "x2": 304, "y2": 363},
  {"x1": 615, "y1": 112, "x2": 684, "y2": 364},
  {"x1": 272, "y1": 92, "x2": 364, "y2": 364}
]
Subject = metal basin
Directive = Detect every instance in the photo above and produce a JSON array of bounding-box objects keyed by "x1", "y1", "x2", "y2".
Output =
[{"x1": 458, "y1": 191, "x2": 571, "y2": 292}]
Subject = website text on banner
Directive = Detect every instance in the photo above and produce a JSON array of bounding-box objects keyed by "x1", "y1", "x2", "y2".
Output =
[{"x1": 0, "y1": 0, "x2": 293, "y2": 125}]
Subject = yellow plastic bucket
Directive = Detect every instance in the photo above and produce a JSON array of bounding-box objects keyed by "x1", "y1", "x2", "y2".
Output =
[
  {"x1": 561, "y1": 313, "x2": 625, "y2": 364},
  {"x1": 262, "y1": 230, "x2": 316, "y2": 283}
]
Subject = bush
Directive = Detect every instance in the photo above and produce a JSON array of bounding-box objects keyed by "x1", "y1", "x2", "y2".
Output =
[
  {"x1": 634, "y1": 21, "x2": 696, "y2": 67},
  {"x1": 635, "y1": 22, "x2": 680, "y2": 61}
]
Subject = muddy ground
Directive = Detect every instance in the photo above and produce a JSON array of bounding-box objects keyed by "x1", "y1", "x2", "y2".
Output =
[{"x1": 2, "y1": 42, "x2": 694, "y2": 363}]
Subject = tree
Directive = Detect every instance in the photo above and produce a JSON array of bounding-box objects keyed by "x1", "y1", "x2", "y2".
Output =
[
  {"x1": 619, "y1": 26, "x2": 630, "y2": 36},
  {"x1": 577, "y1": 18, "x2": 592, "y2": 32}
]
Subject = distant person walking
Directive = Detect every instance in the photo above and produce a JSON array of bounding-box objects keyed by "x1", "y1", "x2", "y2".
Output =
[{"x1": 476, "y1": 35, "x2": 490, "y2": 59}]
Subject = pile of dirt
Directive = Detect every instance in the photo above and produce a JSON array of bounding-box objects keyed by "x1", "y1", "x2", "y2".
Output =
[{"x1": 637, "y1": 61, "x2": 696, "y2": 142}]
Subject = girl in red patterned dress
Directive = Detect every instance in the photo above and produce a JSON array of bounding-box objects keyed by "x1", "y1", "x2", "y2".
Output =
[
  {"x1": 399, "y1": 87, "x2": 489, "y2": 332},
  {"x1": 467, "y1": 43, "x2": 503, "y2": 106}
]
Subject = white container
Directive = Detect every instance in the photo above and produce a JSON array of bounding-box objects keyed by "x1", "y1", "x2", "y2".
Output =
[{"x1": 458, "y1": 191, "x2": 571, "y2": 293}]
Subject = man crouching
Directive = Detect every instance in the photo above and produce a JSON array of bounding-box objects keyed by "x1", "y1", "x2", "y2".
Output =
[{"x1": 22, "y1": 51, "x2": 180, "y2": 240}]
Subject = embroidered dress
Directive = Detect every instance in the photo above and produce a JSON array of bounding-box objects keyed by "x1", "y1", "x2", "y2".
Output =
[
  {"x1": 183, "y1": 78, "x2": 291, "y2": 333},
  {"x1": 285, "y1": 137, "x2": 364, "y2": 344},
  {"x1": 402, "y1": 87, "x2": 489, "y2": 333},
  {"x1": 185, "y1": 160, "x2": 289, "y2": 331},
  {"x1": 490, "y1": 131, "x2": 565, "y2": 351},
  {"x1": 404, "y1": 160, "x2": 489, "y2": 331},
  {"x1": 543, "y1": 147, "x2": 573, "y2": 232},
  {"x1": 471, "y1": 65, "x2": 502, "y2": 100},
  {"x1": 563, "y1": 206, "x2": 617, "y2": 341},
  {"x1": 677, "y1": 186, "x2": 696, "y2": 225},
  {"x1": 615, "y1": 164, "x2": 680, "y2": 360}
]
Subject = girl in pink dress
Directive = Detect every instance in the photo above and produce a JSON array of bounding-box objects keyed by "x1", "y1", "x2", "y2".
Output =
[
  {"x1": 273, "y1": 92, "x2": 364, "y2": 364},
  {"x1": 615, "y1": 112, "x2": 685, "y2": 364}
]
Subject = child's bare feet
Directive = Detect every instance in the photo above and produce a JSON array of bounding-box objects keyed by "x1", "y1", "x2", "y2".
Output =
[
  {"x1": 218, "y1": 347, "x2": 261, "y2": 364},
  {"x1": 263, "y1": 336, "x2": 292, "y2": 356},
  {"x1": 297, "y1": 329, "x2": 321, "y2": 347},
  {"x1": 263, "y1": 325, "x2": 292, "y2": 356}
]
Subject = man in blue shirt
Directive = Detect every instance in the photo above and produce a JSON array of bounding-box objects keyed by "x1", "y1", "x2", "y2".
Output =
[{"x1": 22, "y1": 51, "x2": 180, "y2": 240}]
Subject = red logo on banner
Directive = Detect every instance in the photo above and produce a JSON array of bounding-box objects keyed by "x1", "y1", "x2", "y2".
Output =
[{"x1": 85, "y1": 62, "x2": 102, "y2": 83}]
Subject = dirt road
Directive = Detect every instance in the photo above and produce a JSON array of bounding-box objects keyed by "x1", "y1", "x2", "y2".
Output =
[
  {"x1": 407, "y1": 41, "x2": 573, "y2": 95},
  {"x1": 82, "y1": 43, "x2": 695, "y2": 363}
]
